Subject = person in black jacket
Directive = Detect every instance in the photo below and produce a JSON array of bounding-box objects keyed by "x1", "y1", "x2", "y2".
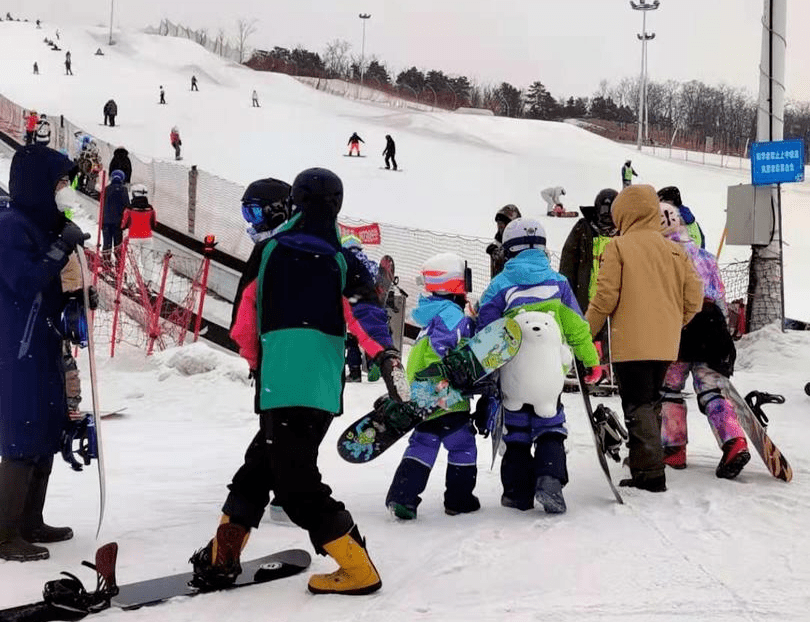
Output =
[
  {"x1": 101, "y1": 170, "x2": 130, "y2": 270},
  {"x1": 108, "y1": 147, "x2": 132, "y2": 184},
  {"x1": 559, "y1": 188, "x2": 618, "y2": 383},
  {"x1": 347, "y1": 132, "x2": 364, "y2": 156},
  {"x1": 382, "y1": 134, "x2": 397, "y2": 170},
  {"x1": 485, "y1": 204, "x2": 521, "y2": 277},
  {"x1": 103, "y1": 99, "x2": 117, "y2": 127}
]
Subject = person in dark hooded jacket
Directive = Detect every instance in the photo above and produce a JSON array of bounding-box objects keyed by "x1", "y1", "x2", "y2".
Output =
[
  {"x1": 108, "y1": 147, "x2": 132, "y2": 184},
  {"x1": 0, "y1": 144, "x2": 90, "y2": 561},
  {"x1": 101, "y1": 170, "x2": 130, "y2": 269},
  {"x1": 485, "y1": 204, "x2": 521, "y2": 278},
  {"x1": 103, "y1": 99, "x2": 118, "y2": 127}
]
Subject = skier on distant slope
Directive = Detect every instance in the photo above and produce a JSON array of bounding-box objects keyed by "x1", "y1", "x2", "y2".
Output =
[
  {"x1": 385, "y1": 252, "x2": 480, "y2": 520},
  {"x1": 169, "y1": 126, "x2": 181, "y2": 160},
  {"x1": 347, "y1": 132, "x2": 364, "y2": 156},
  {"x1": 190, "y1": 168, "x2": 409, "y2": 596},
  {"x1": 657, "y1": 201, "x2": 749, "y2": 479},
  {"x1": 476, "y1": 218, "x2": 600, "y2": 514}
]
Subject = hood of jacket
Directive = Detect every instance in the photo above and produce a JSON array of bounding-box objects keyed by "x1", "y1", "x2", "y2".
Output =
[
  {"x1": 500, "y1": 248, "x2": 556, "y2": 285},
  {"x1": 9, "y1": 144, "x2": 74, "y2": 234},
  {"x1": 611, "y1": 184, "x2": 661, "y2": 236},
  {"x1": 411, "y1": 295, "x2": 465, "y2": 331},
  {"x1": 113, "y1": 147, "x2": 129, "y2": 157}
]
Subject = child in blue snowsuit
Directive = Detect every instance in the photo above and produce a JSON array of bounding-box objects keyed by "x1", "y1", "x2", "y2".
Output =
[
  {"x1": 477, "y1": 218, "x2": 599, "y2": 514},
  {"x1": 385, "y1": 252, "x2": 480, "y2": 519}
]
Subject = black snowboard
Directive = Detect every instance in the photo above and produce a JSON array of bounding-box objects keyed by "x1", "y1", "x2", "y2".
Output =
[
  {"x1": 113, "y1": 549, "x2": 311, "y2": 609},
  {"x1": 0, "y1": 549, "x2": 311, "y2": 621}
]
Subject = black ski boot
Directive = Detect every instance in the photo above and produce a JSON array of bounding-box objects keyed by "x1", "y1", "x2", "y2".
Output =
[
  {"x1": 190, "y1": 521, "x2": 249, "y2": 589},
  {"x1": 0, "y1": 528, "x2": 49, "y2": 561},
  {"x1": 347, "y1": 367, "x2": 362, "y2": 383},
  {"x1": 21, "y1": 463, "x2": 73, "y2": 543}
]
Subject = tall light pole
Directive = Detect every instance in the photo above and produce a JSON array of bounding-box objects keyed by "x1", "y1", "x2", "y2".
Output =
[
  {"x1": 108, "y1": 0, "x2": 114, "y2": 45},
  {"x1": 630, "y1": 0, "x2": 659, "y2": 150},
  {"x1": 359, "y1": 13, "x2": 371, "y2": 86}
]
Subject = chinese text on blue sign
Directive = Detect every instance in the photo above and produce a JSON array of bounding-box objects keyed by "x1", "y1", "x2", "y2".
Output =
[{"x1": 750, "y1": 139, "x2": 805, "y2": 186}]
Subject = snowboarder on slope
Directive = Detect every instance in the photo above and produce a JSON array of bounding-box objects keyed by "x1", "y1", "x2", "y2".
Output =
[
  {"x1": 540, "y1": 186, "x2": 566, "y2": 217},
  {"x1": 386, "y1": 252, "x2": 480, "y2": 520},
  {"x1": 347, "y1": 132, "x2": 364, "y2": 156},
  {"x1": 190, "y1": 167, "x2": 409, "y2": 595},
  {"x1": 584, "y1": 185, "x2": 703, "y2": 493},
  {"x1": 476, "y1": 218, "x2": 600, "y2": 514},
  {"x1": 103, "y1": 99, "x2": 117, "y2": 127},
  {"x1": 657, "y1": 202, "x2": 749, "y2": 478},
  {"x1": 382, "y1": 134, "x2": 397, "y2": 170},
  {"x1": 169, "y1": 126, "x2": 181, "y2": 160}
]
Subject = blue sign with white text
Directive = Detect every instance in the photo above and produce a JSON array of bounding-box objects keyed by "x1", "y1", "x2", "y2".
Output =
[{"x1": 750, "y1": 139, "x2": 805, "y2": 186}]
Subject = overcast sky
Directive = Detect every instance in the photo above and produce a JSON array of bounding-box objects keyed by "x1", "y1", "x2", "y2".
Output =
[{"x1": 9, "y1": 0, "x2": 810, "y2": 102}]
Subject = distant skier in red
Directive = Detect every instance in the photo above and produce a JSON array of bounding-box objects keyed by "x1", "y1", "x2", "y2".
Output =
[
  {"x1": 347, "y1": 132, "x2": 364, "y2": 156},
  {"x1": 170, "y1": 126, "x2": 182, "y2": 161}
]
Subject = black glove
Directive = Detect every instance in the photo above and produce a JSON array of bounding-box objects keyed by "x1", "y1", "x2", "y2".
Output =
[
  {"x1": 472, "y1": 396, "x2": 491, "y2": 438},
  {"x1": 55, "y1": 221, "x2": 90, "y2": 253},
  {"x1": 376, "y1": 349, "x2": 410, "y2": 404},
  {"x1": 442, "y1": 347, "x2": 480, "y2": 390},
  {"x1": 87, "y1": 285, "x2": 99, "y2": 310}
]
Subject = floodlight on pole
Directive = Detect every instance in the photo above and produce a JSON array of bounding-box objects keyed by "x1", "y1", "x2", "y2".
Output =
[
  {"x1": 359, "y1": 13, "x2": 371, "y2": 86},
  {"x1": 630, "y1": 0, "x2": 660, "y2": 150}
]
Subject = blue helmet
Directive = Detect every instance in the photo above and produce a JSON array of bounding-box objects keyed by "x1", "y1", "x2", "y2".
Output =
[{"x1": 110, "y1": 169, "x2": 125, "y2": 184}]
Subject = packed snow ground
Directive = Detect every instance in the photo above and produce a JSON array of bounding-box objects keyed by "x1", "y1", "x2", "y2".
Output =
[{"x1": 1, "y1": 20, "x2": 810, "y2": 622}]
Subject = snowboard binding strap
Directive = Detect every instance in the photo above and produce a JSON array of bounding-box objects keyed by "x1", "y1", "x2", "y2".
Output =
[
  {"x1": 43, "y1": 543, "x2": 119, "y2": 614},
  {"x1": 744, "y1": 391, "x2": 785, "y2": 428}
]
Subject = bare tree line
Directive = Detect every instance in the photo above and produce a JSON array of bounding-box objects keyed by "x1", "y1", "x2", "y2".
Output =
[{"x1": 158, "y1": 21, "x2": 810, "y2": 156}]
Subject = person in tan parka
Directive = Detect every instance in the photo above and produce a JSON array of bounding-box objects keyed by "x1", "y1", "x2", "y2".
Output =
[{"x1": 585, "y1": 184, "x2": 703, "y2": 492}]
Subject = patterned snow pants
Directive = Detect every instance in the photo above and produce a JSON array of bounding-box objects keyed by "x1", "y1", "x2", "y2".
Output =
[{"x1": 661, "y1": 361, "x2": 745, "y2": 448}]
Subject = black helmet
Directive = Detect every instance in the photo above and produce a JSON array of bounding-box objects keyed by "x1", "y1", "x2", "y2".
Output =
[
  {"x1": 290, "y1": 168, "x2": 343, "y2": 220},
  {"x1": 594, "y1": 188, "x2": 618, "y2": 235},
  {"x1": 657, "y1": 186, "x2": 682, "y2": 207},
  {"x1": 241, "y1": 177, "x2": 291, "y2": 231}
]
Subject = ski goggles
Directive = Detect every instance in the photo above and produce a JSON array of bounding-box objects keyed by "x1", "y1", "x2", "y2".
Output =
[{"x1": 241, "y1": 201, "x2": 288, "y2": 226}]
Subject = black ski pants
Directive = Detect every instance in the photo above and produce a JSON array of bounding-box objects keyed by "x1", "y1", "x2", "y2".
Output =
[
  {"x1": 613, "y1": 360, "x2": 669, "y2": 483},
  {"x1": 384, "y1": 153, "x2": 397, "y2": 170},
  {"x1": 222, "y1": 407, "x2": 353, "y2": 553}
]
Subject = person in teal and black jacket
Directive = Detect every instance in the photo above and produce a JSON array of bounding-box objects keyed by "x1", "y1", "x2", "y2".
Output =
[
  {"x1": 385, "y1": 252, "x2": 480, "y2": 521},
  {"x1": 477, "y1": 218, "x2": 599, "y2": 515},
  {"x1": 191, "y1": 168, "x2": 409, "y2": 597}
]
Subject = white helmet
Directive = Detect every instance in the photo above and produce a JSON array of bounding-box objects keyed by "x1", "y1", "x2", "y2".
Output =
[
  {"x1": 502, "y1": 218, "x2": 546, "y2": 257},
  {"x1": 659, "y1": 202, "x2": 682, "y2": 236},
  {"x1": 418, "y1": 252, "x2": 467, "y2": 295},
  {"x1": 130, "y1": 183, "x2": 148, "y2": 198}
]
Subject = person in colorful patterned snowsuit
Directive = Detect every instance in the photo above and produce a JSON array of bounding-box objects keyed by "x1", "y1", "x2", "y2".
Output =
[
  {"x1": 657, "y1": 202, "x2": 750, "y2": 478},
  {"x1": 477, "y1": 218, "x2": 599, "y2": 514},
  {"x1": 386, "y1": 252, "x2": 480, "y2": 520}
]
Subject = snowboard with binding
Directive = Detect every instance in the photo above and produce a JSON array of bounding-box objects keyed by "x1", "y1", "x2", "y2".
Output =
[
  {"x1": 573, "y1": 362, "x2": 626, "y2": 504},
  {"x1": 0, "y1": 543, "x2": 311, "y2": 621},
  {"x1": 76, "y1": 248, "x2": 106, "y2": 537},
  {"x1": 718, "y1": 383, "x2": 793, "y2": 482},
  {"x1": 337, "y1": 316, "x2": 523, "y2": 463}
]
